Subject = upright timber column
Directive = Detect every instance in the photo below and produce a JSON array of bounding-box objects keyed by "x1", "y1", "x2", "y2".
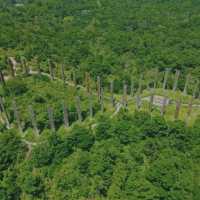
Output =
[
  {"x1": 100, "y1": 87, "x2": 104, "y2": 112},
  {"x1": 48, "y1": 59, "x2": 55, "y2": 81},
  {"x1": 122, "y1": 81, "x2": 128, "y2": 108},
  {"x1": 85, "y1": 72, "x2": 91, "y2": 93},
  {"x1": 160, "y1": 96, "x2": 168, "y2": 116},
  {"x1": 192, "y1": 80, "x2": 199, "y2": 98},
  {"x1": 173, "y1": 69, "x2": 180, "y2": 91},
  {"x1": 88, "y1": 92, "x2": 93, "y2": 118},
  {"x1": 28, "y1": 105, "x2": 39, "y2": 135},
  {"x1": 138, "y1": 74, "x2": 143, "y2": 94},
  {"x1": 183, "y1": 74, "x2": 190, "y2": 95},
  {"x1": 149, "y1": 88, "x2": 154, "y2": 112},
  {"x1": 0, "y1": 70, "x2": 5, "y2": 86},
  {"x1": 97, "y1": 76, "x2": 101, "y2": 102},
  {"x1": 0, "y1": 97, "x2": 10, "y2": 128},
  {"x1": 8, "y1": 57, "x2": 17, "y2": 77},
  {"x1": 110, "y1": 80, "x2": 114, "y2": 107},
  {"x1": 185, "y1": 97, "x2": 193, "y2": 125},
  {"x1": 72, "y1": 70, "x2": 76, "y2": 87},
  {"x1": 135, "y1": 94, "x2": 141, "y2": 110},
  {"x1": 174, "y1": 99, "x2": 181, "y2": 120},
  {"x1": 61, "y1": 64, "x2": 66, "y2": 85},
  {"x1": 48, "y1": 106, "x2": 55, "y2": 132},
  {"x1": 22, "y1": 57, "x2": 30, "y2": 75},
  {"x1": 163, "y1": 68, "x2": 170, "y2": 90},
  {"x1": 76, "y1": 96, "x2": 82, "y2": 122},
  {"x1": 130, "y1": 78, "x2": 134, "y2": 97},
  {"x1": 13, "y1": 99, "x2": 22, "y2": 132},
  {"x1": 62, "y1": 101, "x2": 69, "y2": 128}
]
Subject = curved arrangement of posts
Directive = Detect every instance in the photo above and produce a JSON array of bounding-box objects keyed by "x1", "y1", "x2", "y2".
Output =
[{"x1": 0, "y1": 58, "x2": 200, "y2": 135}]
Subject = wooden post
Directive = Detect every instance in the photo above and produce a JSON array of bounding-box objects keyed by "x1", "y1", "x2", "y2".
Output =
[
  {"x1": 100, "y1": 87, "x2": 104, "y2": 112},
  {"x1": 174, "y1": 99, "x2": 181, "y2": 120},
  {"x1": 48, "y1": 60, "x2": 55, "y2": 81},
  {"x1": 183, "y1": 74, "x2": 190, "y2": 95},
  {"x1": 163, "y1": 68, "x2": 170, "y2": 90},
  {"x1": 153, "y1": 69, "x2": 159, "y2": 89},
  {"x1": 47, "y1": 107, "x2": 55, "y2": 132},
  {"x1": 72, "y1": 70, "x2": 76, "y2": 86},
  {"x1": 0, "y1": 97, "x2": 10, "y2": 128},
  {"x1": 38, "y1": 64, "x2": 42, "y2": 75},
  {"x1": 193, "y1": 80, "x2": 199, "y2": 98},
  {"x1": 97, "y1": 76, "x2": 101, "y2": 102},
  {"x1": 62, "y1": 102, "x2": 69, "y2": 127},
  {"x1": 28, "y1": 105, "x2": 39, "y2": 135},
  {"x1": 8, "y1": 57, "x2": 17, "y2": 77},
  {"x1": 122, "y1": 81, "x2": 128, "y2": 107},
  {"x1": 12, "y1": 100, "x2": 22, "y2": 132},
  {"x1": 135, "y1": 94, "x2": 142, "y2": 110},
  {"x1": 110, "y1": 80, "x2": 114, "y2": 107},
  {"x1": 0, "y1": 70, "x2": 5, "y2": 86},
  {"x1": 185, "y1": 97, "x2": 193, "y2": 125},
  {"x1": 160, "y1": 96, "x2": 168, "y2": 116},
  {"x1": 85, "y1": 72, "x2": 91, "y2": 93},
  {"x1": 149, "y1": 89, "x2": 154, "y2": 112},
  {"x1": 75, "y1": 96, "x2": 82, "y2": 122},
  {"x1": 23, "y1": 58, "x2": 30, "y2": 75},
  {"x1": 61, "y1": 64, "x2": 66, "y2": 85},
  {"x1": 130, "y1": 78, "x2": 134, "y2": 97},
  {"x1": 173, "y1": 70, "x2": 180, "y2": 91},
  {"x1": 138, "y1": 74, "x2": 143, "y2": 94},
  {"x1": 89, "y1": 92, "x2": 93, "y2": 118}
]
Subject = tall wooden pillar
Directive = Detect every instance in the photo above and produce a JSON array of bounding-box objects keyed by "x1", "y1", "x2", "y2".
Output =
[
  {"x1": 135, "y1": 94, "x2": 142, "y2": 110},
  {"x1": 48, "y1": 107, "x2": 55, "y2": 132},
  {"x1": 61, "y1": 64, "x2": 66, "y2": 85},
  {"x1": 8, "y1": 57, "x2": 17, "y2": 77},
  {"x1": 62, "y1": 102, "x2": 69, "y2": 127},
  {"x1": 23, "y1": 58, "x2": 30, "y2": 75},
  {"x1": 13, "y1": 100, "x2": 22, "y2": 132},
  {"x1": 183, "y1": 74, "x2": 190, "y2": 95},
  {"x1": 130, "y1": 78, "x2": 134, "y2": 97},
  {"x1": 97, "y1": 76, "x2": 101, "y2": 102},
  {"x1": 76, "y1": 96, "x2": 82, "y2": 122},
  {"x1": 160, "y1": 96, "x2": 168, "y2": 116},
  {"x1": 89, "y1": 92, "x2": 93, "y2": 118},
  {"x1": 138, "y1": 74, "x2": 143, "y2": 94},
  {"x1": 193, "y1": 80, "x2": 199, "y2": 98},
  {"x1": 185, "y1": 97, "x2": 193, "y2": 125},
  {"x1": 122, "y1": 81, "x2": 128, "y2": 107},
  {"x1": 0, "y1": 97, "x2": 10, "y2": 128},
  {"x1": 28, "y1": 105, "x2": 39, "y2": 135},
  {"x1": 48, "y1": 60, "x2": 55, "y2": 81},
  {"x1": 163, "y1": 68, "x2": 170, "y2": 90},
  {"x1": 149, "y1": 89, "x2": 154, "y2": 112},
  {"x1": 174, "y1": 99, "x2": 181, "y2": 120},
  {"x1": 85, "y1": 72, "x2": 91, "y2": 93},
  {"x1": 100, "y1": 87, "x2": 104, "y2": 112},
  {"x1": 0, "y1": 70, "x2": 5, "y2": 86},
  {"x1": 110, "y1": 80, "x2": 114, "y2": 107},
  {"x1": 72, "y1": 70, "x2": 76, "y2": 86},
  {"x1": 173, "y1": 70, "x2": 180, "y2": 91}
]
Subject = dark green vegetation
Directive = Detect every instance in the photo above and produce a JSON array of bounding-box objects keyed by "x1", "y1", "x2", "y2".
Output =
[
  {"x1": 0, "y1": 0, "x2": 200, "y2": 199},
  {"x1": 0, "y1": 0, "x2": 200, "y2": 81},
  {"x1": 0, "y1": 112, "x2": 200, "y2": 200}
]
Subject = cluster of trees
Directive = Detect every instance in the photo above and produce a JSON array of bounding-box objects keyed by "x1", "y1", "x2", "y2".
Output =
[
  {"x1": 0, "y1": 111, "x2": 199, "y2": 199},
  {"x1": 0, "y1": 0, "x2": 200, "y2": 80}
]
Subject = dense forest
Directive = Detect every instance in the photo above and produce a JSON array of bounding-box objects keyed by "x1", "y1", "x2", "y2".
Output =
[
  {"x1": 0, "y1": 112, "x2": 200, "y2": 199},
  {"x1": 0, "y1": 0, "x2": 200, "y2": 79},
  {"x1": 0, "y1": 0, "x2": 200, "y2": 199}
]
